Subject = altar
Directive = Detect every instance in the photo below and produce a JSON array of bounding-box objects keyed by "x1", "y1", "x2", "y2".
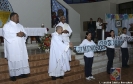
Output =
[{"x1": 0, "y1": 28, "x2": 47, "y2": 44}]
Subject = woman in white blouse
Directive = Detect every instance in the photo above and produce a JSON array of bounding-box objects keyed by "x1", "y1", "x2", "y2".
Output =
[
  {"x1": 96, "y1": 18, "x2": 102, "y2": 40},
  {"x1": 79, "y1": 32, "x2": 96, "y2": 80},
  {"x1": 106, "y1": 30, "x2": 115, "y2": 74}
]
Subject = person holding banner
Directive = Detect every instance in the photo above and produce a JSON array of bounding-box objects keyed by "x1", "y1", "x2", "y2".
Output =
[
  {"x1": 79, "y1": 32, "x2": 96, "y2": 80},
  {"x1": 106, "y1": 30, "x2": 115, "y2": 74},
  {"x1": 120, "y1": 27, "x2": 130, "y2": 68}
]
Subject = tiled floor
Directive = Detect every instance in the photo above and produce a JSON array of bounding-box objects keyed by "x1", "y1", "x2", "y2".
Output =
[{"x1": 65, "y1": 64, "x2": 133, "y2": 84}]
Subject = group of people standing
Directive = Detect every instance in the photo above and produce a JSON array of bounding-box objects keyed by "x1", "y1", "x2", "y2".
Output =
[
  {"x1": 82, "y1": 28, "x2": 131, "y2": 80},
  {"x1": 84, "y1": 17, "x2": 131, "y2": 80},
  {"x1": 88, "y1": 17, "x2": 104, "y2": 41},
  {"x1": 2, "y1": 12, "x2": 131, "y2": 82},
  {"x1": 48, "y1": 16, "x2": 73, "y2": 80},
  {"x1": 2, "y1": 12, "x2": 73, "y2": 81},
  {"x1": 106, "y1": 28, "x2": 130, "y2": 74}
]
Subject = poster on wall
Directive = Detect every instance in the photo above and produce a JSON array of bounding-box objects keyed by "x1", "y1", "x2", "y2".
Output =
[
  {"x1": 51, "y1": 0, "x2": 68, "y2": 28},
  {"x1": 115, "y1": 20, "x2": 122, "y2": 28}
]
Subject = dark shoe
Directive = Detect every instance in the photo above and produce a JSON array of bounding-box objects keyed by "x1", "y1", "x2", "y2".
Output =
[
  {"x1": 51, "y1": 76, "x2": 56, "y2": 80},
  {"x1": 20, "y1": 74, "x2": 27, "y2": 78},
  {"x1": 10, "y1": 76, "x2": 16, "y2": 81},
  {"x1": 60, "y1": 76, "x2": 64, "y2": 79}
]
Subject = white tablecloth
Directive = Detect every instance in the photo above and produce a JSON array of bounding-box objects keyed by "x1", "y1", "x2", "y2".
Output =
[{"x1": 0, "y1": 28, "x2": 47, "y2": 36}]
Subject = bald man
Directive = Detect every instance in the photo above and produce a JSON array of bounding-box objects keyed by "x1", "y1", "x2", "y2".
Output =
[
  {"x1": 48, "y1": 26, "x2": 73, "y2": 80},
  {"x1": 55, "y1": 16, "x2": 72, "y2": 61}
]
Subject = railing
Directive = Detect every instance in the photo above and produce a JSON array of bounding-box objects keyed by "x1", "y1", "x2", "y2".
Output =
[{"x1": 63, "y1": 0, "x2": 106, "y2": 4}]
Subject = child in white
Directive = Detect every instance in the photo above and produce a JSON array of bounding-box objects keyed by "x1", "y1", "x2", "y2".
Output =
[
  {"x1": 79, "y1": 32, "x2": 96, "y2": 80},
  {"x1": 120, "y1": 27, "x2": 131, "y2": 68}
]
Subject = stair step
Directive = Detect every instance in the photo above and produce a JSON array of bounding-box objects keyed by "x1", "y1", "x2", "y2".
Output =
[
  {"x1": 29, "y1": 60, "x2": 79, "y2": 69},
  {"x1": 92, "y1": 57, "x2": 119, "y2": 68},
  {"x1": 80, "y1": 56, "x2": 120, "y2": 67},
  {"x1": 38, "y1": 72, "x2": 84, "y2": 84},
  {"x1": 0, "y1": 65, "x2": 8, "y2": 73},
  {"x1": 92, "y1": 61, "x2": 121, "y2": 75},
  {"x1": 0, "y1": 60, "x2": 81, "y2": 81},
  {"x1": 0, "y1": 54, "x2": 76, "y2": 65},
  {"x1": 0, "y1": 59, "x2": 8, "y2": 65},
  {"x1": 0, "y1": 56, "x2": 76, "y2": 72},
  {"x1": 0, "y1": 53, "x2": 83, "y2": 84},
  {"x1": 76, "y1": 54, "x2": 108, "y2": 62},
  {"x1": 29, "y1": 54, "x2": 75, "y2": 61},
  {"x1": 0, "y1": 65, "x2": 84, "y2": 84}
]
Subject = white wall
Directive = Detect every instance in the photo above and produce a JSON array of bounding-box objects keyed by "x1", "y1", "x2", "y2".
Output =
[
  {"x1": 109, "y1": 0, "x2": 133, "y2": 4},
  {"x1": 69, "y1": 1, "x2": 111, "y2": 39},
  {"x1": 8, "y1": 0, "x2": 81, "y2": 43},
  {"x1": 110, "y1": 3, "x2": 116, "y2": 14},
  {"x1": 69, "y1": 0, "x2": 133, "y2": 40},
  {"x1": 9, "y1": 0, "x2": 51, "y2": 28}
]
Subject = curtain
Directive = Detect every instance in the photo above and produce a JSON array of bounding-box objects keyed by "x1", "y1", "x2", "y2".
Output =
[{"x1": 105, "y1": 14, "x2": 133, "y2": 36}]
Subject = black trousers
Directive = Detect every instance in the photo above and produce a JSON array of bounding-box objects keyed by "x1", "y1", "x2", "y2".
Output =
[
  {"x1": 84, "y1": 56, "x2": 93, "y2": 77},
  {"x1": 121, "y1": 48, "x2": 129, "y2": 67},
  {"x1": 91, "y1": 32, "x2": 95, "y2": 41},
  {"x1": 97, "y1": 29, "x2": 102, "y2": 40},
  {"x1": 106, "y1": 48, "x2": 114, "y2": 73}
]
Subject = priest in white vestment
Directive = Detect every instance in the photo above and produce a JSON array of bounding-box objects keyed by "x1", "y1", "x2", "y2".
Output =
[
  {"x1": 2, "y1": 12, "x2": 30, "y2": 81},
  {"x1": 48, "y1": 26, "x2": 73, "y2": 80},
  {"x1": 55, "y1": 16, "x2": 72, "y2": 61}
]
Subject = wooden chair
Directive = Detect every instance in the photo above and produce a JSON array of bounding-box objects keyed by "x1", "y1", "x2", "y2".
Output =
[{"x1": 30, "y1": 36, "x2": 37, "y2": 44}]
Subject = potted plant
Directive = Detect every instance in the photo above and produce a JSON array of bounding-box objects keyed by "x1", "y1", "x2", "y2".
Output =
[{"x1": 39, "y1": 34, "x2": 51, "y2": 52}]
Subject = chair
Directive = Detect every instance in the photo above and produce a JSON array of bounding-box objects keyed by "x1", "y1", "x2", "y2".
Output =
[{"x1": 30, "y1": 36, "x2": 37, "y2": 44}]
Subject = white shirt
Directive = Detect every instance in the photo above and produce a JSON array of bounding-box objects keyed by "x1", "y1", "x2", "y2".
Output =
[
  {"x1": 120, "y1": 34, "x2": 128, "y2": 48},
  {"x1": 79, "y1": 39, "x2": 96, "y2": 57},
  {"x1": 96, "y1": 22, "x2": 102, "y2": 29},
  {"x1": 106, "y1": 37, "x2": 115, "y2": 48}
]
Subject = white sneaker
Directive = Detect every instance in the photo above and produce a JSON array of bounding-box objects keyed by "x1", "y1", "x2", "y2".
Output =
[
  {"x1": 89, "y1": 76, "x2": 95, "y2": 79},
  {"x1": 86, "y1": 77, "x2": 91, "y2": 80}
]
